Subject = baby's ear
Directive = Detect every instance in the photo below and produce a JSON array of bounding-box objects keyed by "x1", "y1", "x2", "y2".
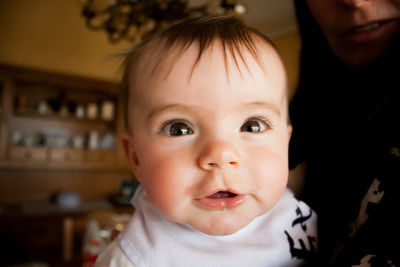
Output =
[
  {"x1": 287, "y1": 124, "x2": 293, "y2": 140},
  {"x1": 121, "y1": 133, "x2": 141, "y2": 181}
]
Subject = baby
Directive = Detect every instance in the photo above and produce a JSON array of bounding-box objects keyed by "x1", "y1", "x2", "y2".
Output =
[{"x1": 96, "y1": 16, "x2": 317, "y2": 267}]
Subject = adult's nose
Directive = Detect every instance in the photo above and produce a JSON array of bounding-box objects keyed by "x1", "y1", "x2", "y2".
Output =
[
  {"x1": 340, "y1": 0, "x2": 371, "y2": 8},
  {"x1": 198, "y1": 140, "x2": 240, "y2": 171}
]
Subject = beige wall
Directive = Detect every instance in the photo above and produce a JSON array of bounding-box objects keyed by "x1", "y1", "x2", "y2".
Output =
[
  {"x1": 0, "y1": 0, "x2": 131, "y2": 81},
  {"x1": 0, "y1": 0, "x2": 300, "y2": 90},
  {"x1": 274, "y1": 33, "x2": 301, "y2": 98}
]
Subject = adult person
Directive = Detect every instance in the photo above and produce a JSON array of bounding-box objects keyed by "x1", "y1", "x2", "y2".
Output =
[{"x1": 289, "y1": 0, "x2": 400, "y2": 266}]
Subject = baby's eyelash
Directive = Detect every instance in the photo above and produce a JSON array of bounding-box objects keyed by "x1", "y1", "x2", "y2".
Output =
[
  {"x1": 159, "y1": 119, "x2": 186, "y2": 131},
  {"x1": 241, "y1": 116, "x2": 273, "y2": 133},
  {"x1": 249, "y1": 116, "x2": 273, "y2": 128},
  {"x1": 159, "y1": 119, "x2": 194, "y2": 136}
]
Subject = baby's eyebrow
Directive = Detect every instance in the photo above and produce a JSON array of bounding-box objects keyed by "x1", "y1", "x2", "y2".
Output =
[
  {"x1": 147, "y1": 104, "x2": 190, "y2": 120},
  {"x1": 245, "y1": 101, "x2": 281, "y2": 117},
  {"x1": 147, "y1": 101, "x2": 281, "y2": 121}
]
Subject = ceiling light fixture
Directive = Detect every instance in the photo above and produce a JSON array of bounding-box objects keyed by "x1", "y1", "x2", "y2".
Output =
[{"x1": 81, "y1": 0, "x2": 246, "y2": 43}]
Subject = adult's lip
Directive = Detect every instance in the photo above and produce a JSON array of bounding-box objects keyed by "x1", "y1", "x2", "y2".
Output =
[
  {"x1": 351, "y1": 22, "x2": 381, "y2": 33},
  {"x1": 335, "y1": 19, "x2": 397, "y2": 43},
  {"x1": 336, "y1": 19, "x2": 385, "y2": 34},
  {"x1": 195, "y1": 189, "x2": 246, "y2": 209}
]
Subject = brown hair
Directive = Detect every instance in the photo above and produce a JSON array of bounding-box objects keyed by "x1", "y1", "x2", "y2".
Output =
[{"x1": 121, "y1": 15, "x2": 284, "y2": 131}]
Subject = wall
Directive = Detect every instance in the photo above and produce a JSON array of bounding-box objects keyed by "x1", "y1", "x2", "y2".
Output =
[
  {"x1": 274, "y1": 33, "x2": 300, "y2": 98},
  {"x1": 0, "y1": 0, "x2": 130, "y2": 81}
]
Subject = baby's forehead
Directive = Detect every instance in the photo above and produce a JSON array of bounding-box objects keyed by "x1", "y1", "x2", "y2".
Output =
[{"x1": 133, "y1": 36, "x2": 285, "y2": 84}]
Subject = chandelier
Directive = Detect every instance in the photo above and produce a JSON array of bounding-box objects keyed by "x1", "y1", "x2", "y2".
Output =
[{"x1": 81, "y1": 0, "x2": 246, "y2": 43}]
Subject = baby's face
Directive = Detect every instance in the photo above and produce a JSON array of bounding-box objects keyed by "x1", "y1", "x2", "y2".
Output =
[{"x1": 125, "y1": 39, "x2": 291, "y2": 235}]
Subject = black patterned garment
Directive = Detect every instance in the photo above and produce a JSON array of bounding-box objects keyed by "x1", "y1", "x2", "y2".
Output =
[{"x1": 289, "y1": 2, "x2": 400, "y2": 264}]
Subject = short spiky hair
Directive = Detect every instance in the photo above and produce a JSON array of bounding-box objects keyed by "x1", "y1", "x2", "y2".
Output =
[{"x1": 121, "y1": 15, "x2": 284, "y2": 131}]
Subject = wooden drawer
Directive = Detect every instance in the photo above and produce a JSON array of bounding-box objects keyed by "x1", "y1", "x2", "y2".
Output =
[
  {"x1": 87, "y1": 150, "x2": 116, "y2": 164},
  {"x1": 2, "y1": 216, "x2": 63, "y2": 263},
  {"x1": 49, "y1": 148, "x2": 85, "y2": 163},
  {"x1": 9, "y1": 146, "x2": 47, "y2": 161}
]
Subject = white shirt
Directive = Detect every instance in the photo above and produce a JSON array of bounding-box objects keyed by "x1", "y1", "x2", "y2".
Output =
[{"x1": 96, "y1": 185, "x2": 317, "y2": 267}]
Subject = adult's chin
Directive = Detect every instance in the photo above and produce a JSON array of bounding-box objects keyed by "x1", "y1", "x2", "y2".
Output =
[
  {"x1": 326, "y1": 22, "x2": 400, "y2": 67},
  {"x1": 332, "y1": 45, "x2": 385, "y2": 67}
]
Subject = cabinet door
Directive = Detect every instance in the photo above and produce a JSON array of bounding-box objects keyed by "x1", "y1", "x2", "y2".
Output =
[
  {"x1": 9, "y1": 146, "x2": 47, "y2": 161},
  {"x1": 49, "y1": 148, "x2": 85, "y2": 163},
  {"x1": 88, "y1": 150, "x2": 117, "y2": 165}
]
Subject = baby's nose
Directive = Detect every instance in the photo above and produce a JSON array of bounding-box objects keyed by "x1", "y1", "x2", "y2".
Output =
[{"x1": 198, "y1": 140, "x2": 240, "y2": 170}]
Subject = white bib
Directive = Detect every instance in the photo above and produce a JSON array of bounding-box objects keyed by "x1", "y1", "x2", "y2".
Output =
[{"x1": 118, "y1": 185, "x2": 317, "y2": 267}]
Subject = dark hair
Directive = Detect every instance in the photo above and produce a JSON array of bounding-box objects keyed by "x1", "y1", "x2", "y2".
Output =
[
  {"x1": 289, "y1": 0, "x2": 400, "y2": 168},
  {"x1": 120, "y1": 15, "x2": 284, "y2": 131}
]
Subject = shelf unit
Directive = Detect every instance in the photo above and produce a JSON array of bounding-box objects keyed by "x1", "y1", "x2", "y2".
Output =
[{"x1": 0, "y1": 64, "x2": 128, "y2": 170}]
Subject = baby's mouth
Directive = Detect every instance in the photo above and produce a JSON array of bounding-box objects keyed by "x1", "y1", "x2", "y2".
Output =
[
  {"x1": 207, "y1": 191, "x2": 238, "y2": 199},
  {"x1": 196, "y1": 190, "x2": 245, "y2": 209}
]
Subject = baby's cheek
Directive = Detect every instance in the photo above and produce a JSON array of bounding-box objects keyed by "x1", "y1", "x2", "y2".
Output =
[
  {"x1": 251, "y1": 150, "x2": 288, "y2": 205},
  {"x1": 141, "y1": 158, "x2": 187, "y2": 219}
]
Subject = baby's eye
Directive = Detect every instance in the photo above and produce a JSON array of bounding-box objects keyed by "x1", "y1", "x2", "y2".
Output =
[
  {"x1": 240, "y1": 118, "x2": 269, "y2": 133},
  {"x1": 161, "y1": 121, "x2": 194, "y2": 136}
]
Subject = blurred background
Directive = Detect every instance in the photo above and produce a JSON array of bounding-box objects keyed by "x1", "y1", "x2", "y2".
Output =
[{"x1": 0, "y1": 0, "x2": 300, "y2": 266}]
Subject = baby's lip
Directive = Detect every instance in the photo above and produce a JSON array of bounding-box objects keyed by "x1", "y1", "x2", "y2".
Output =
[
  {"x1": 207, "y1": 191, "x2": 238, "y2": 199},
  {"x1": 195, "y1": 189, "x2": 245, "y2": 209},
  {"x1": 199, "y1": 188, "x2": 241, "y2": 199}
]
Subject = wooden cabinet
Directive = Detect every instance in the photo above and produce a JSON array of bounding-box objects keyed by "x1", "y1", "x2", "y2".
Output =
[
  {"x1": 0, "y1": 64, "x2": 127, "y2": 170},
  {"x1": 0, "y1": 203, "x2": 134, "y2": 265}
]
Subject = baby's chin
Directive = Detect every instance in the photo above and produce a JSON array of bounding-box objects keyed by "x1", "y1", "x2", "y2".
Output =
[
  {"x1": 187, "y1": 215, "x2": 254, "y2": 236},
  {"x1": 197, "y1": 226, "x2": 243, "y2": 236}
]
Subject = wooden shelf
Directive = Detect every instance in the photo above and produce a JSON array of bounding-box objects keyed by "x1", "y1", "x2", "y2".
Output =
[
  {"x1": 0, "y1": 148, "x2": 127, "y2": 171},
  {"x1": 0, "y1": 63, "x2": 127, "y2": 171},
  {"x1": 14, "y1": 110, "x2": 116, "y2": 124},
  {"x1": 12, "y1": 113, "x2": 115, "y2": 133}
]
